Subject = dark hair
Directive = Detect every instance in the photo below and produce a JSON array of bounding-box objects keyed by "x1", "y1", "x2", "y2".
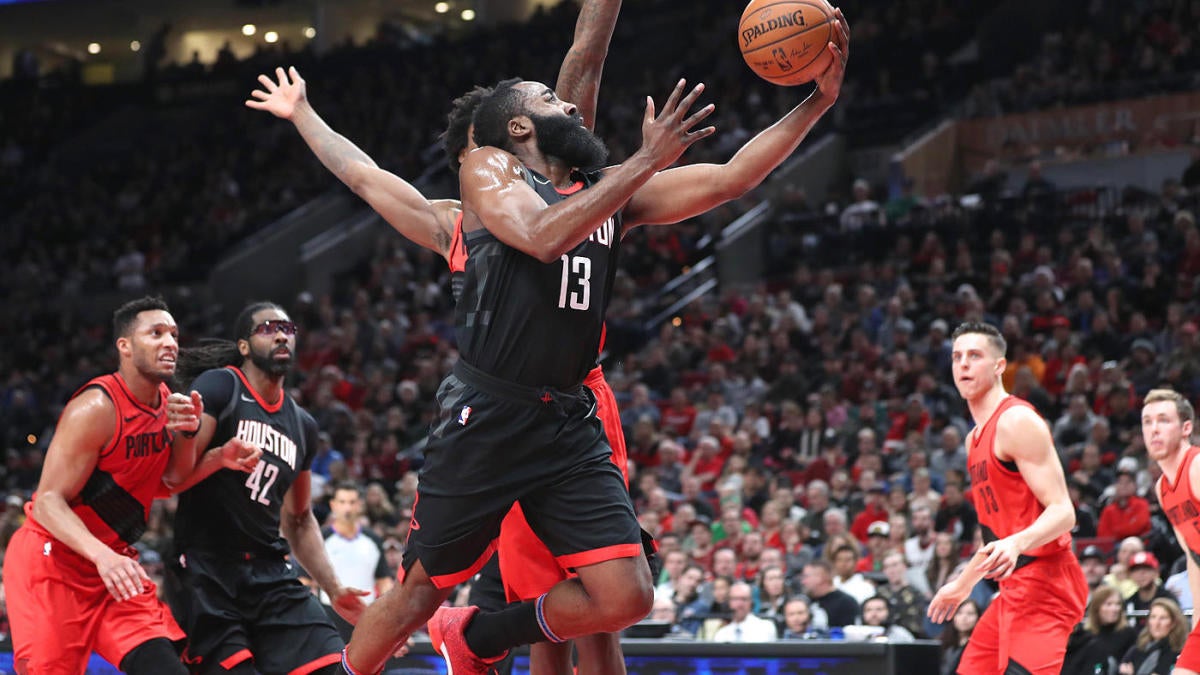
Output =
[
  {"x1": 113, "y1": 295, "x2": 170, "y2": 339},
  {"x1": 333, "y1": 481, "x2": 363, "y2": 497},
  {"x1": 471, "y1": 78, "x2": 526, "y2": 154},
  {"x1": 176, "y1": 301, "x2": 284, "y2": 383},
  {"x1": 951, "y1": 320, "x2": 1007, "y2": 356},
  {"x1": 442, "y1": 85, "x2": 493, "y2": 173}
]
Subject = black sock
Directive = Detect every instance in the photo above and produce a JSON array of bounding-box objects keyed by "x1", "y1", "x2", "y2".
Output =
[{"x1": 464, "y1": 600, "x2": 552, "y2": 658}]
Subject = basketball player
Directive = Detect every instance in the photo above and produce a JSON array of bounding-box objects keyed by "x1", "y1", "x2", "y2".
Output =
[
  {"x1": 3, "y1": 296, "x2": 260, "y2": 675},
  {"x1": 1145, "y1": 387, "x2": 1200, "y2": 675},
  {"x1": 246, "y1": 3, "x2": 634, "y2": 672},
  {"x1": 927, "y1": 322, "x2": 1086, "y2": 674},
  {"x1": 340, "y1": 12, "x2": 848, "y2": 673},
  {"x1": 170, "y1": 301, "x2": 367, "y2": 675}
]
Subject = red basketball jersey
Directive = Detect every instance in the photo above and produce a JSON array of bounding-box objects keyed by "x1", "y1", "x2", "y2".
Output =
[
  {"x1": 967, "y1": 395, "x2": 1071, "y2": 557},
  {"x1": 25, "y1": 373, "x2": 173, "y2": 553},
  {"x1": 1159, "y1": 445, "x2": 1200, "y2": 559}
]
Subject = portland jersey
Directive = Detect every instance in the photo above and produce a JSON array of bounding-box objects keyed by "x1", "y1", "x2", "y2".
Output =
[
  {"x1": 456, "y1": 167, "x2": 620, "y2": 389},
  {"x1": 967, "y1": 395, "x2": 1071, "y2": 558},
  {"x1": 26, "y1": 373, "x2": 173, "y2": 554},
  {"x1": 1159, "y1": 444, "x2": 1200, "y2": 566},
  {"x1": 174, "y1": 366, "x2": 320, "y2": 557}
]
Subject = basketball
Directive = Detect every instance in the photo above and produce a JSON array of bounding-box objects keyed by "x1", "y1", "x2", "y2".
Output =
[{"x1": 738, "y1": 0, "x2": 835, "y2": 86}]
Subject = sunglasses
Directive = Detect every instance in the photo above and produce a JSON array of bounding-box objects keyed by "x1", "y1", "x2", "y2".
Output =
[{"x1": 248, "y1": 320, "x2": 299, "y2": 338}]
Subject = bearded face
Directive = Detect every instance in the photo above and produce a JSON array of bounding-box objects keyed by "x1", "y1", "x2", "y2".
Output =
[{"x1": 529, "y1": 111, "x2": 609, "y2": 170}]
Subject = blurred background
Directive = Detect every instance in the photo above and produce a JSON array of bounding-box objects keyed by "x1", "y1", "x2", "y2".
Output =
[{"x1": 1, "y1": 0, "x2": 1199, "y2": 672}]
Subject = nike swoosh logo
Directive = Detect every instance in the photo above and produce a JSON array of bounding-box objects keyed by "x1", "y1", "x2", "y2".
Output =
[
  {"x1": 124, "y1": 415, "x2": 139, "y2": 423},
  {"x1": 241, "y1": 394, "x2": 257, "y2": 403}
]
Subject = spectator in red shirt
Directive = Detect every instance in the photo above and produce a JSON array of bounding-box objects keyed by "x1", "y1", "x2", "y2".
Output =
[
  {"x1": 851, "y1": 481, "x2": 891, "y2": 542},
  {"x1": 1097, "y1": 469, "x2": 1151, "y2": 540},
  {"x1": 660, "y1": 386, "x2": 698, "y2": 438},
  {"x1": 685, "y1": 435, "x2": 726, "y2": 493}
]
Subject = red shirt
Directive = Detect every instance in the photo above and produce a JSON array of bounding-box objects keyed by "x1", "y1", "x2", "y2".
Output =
[
  {"x1": 967, "y1": 395, "x2": 1070, "y2": 557},
  {"x1": 1097, "y1": 496, "x2": 1151, "y2": 539},
  {"x1": 1159, "y1": 445, "x2": 1200, "y2": 559},
  {"x1": 850, "y1": 504, "x2": 890, "y2": 542},
  {"x1": 26, "y1": 373, "x2": 172, "y2": 554}
]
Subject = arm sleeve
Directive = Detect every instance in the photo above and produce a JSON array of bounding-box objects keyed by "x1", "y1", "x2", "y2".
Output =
[
  {"x1": 190, "y1": 369, "x2": 236, "y2": 421},
  {"x1": 299, "y1": 411, "x2": 321, "y2": 472}
]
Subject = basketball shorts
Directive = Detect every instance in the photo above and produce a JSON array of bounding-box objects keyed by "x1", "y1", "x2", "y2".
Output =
[
  {"x1": 498, "y1": 365, "x2": 633, "y2": 602},
  {"x1": 403, "y1": 360, "x2": 643, "y2": 590},
  {"x1": 4, "y1": 525, "x2": 185, "y2": 674},
  {"x1": 172, "y1": 550, "x2": 342, "y2": 674},
  {"x1": 958, "y1": 548, "x2": 1087, "y2": 675}
]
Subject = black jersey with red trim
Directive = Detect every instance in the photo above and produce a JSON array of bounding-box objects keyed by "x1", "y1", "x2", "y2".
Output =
[
  {"x1": 455, "y1": 167, "x2": 620, "y2": 389},
  {"x1": 173, "y1": 366, "x2": 320, "y2": 557}
]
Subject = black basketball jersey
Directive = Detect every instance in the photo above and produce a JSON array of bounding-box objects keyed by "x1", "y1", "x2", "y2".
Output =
[
  {"x1": 456, "y1": 167, "x2": 620, "y2": 389},
  {"x1": 174, "y1": 366, "x2": 320, "y2": 557}
]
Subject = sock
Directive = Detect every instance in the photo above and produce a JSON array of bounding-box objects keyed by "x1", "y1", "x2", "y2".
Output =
[{"x1": 464, "y1": 594, "x2": 564, "y2": 658}]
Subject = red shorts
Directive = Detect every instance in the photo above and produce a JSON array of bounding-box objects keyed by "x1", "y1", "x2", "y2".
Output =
[
  {"x1": 1178, "y1": 628, "x2": 1200, "y2": 672},
  {"x1": 958, "y1": 549, "x2": 1087, "y2": 675},
  {"x1": 498, "y1": 366, "x2": 629, "y2": 602},
  {"x1": 4, "y1": 526, "x2": 184, "y2": 674}
]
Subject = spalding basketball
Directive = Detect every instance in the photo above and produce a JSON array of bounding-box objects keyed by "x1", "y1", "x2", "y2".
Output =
[{"x1": 738, "y1": 0, "x2": 835, "y2": 86}]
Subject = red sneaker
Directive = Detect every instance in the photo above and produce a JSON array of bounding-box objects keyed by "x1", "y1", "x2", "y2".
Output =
[{"x1": 427, "y1": 605, "x2": 508, "y2": 675}]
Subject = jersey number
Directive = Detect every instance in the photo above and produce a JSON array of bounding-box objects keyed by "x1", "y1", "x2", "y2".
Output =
[
  {"x1": 245, "y1": 461, "x2": 279, "y2": 505},
  {"x1": 557, "y1": 254, "x2": 591, "y2": 311},
  {"x1": 979, "y1": 485, "x2": 1000, "y2": 515}
]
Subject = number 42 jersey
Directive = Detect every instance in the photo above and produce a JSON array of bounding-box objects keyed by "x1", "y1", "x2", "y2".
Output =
[{"x1": 173, "y1": 366, "x2": 320, "y2": 557}]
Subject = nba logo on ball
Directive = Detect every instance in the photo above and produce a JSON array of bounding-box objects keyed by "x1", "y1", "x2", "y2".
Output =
[
  {"x1": 738, "y1": 0, "x2": 836, "y2": 86},
  {"x1": 458, "y1": 406, "x2": 472, "y2": 425}
]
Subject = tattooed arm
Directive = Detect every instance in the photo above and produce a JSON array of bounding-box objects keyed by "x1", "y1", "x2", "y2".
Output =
[
  {"x1": 554, "y1": 0, "x2": 621, "y2": 132},
  {"x1": 247, "y1": 66, "x2": 457, "y2": 260}
]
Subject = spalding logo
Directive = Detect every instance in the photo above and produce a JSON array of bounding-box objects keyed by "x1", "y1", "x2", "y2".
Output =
[{"x1": 741, "y1": 9, "x2": 808, "y2": 48}]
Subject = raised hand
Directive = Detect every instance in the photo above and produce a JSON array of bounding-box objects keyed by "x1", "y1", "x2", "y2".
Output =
[
  {"x1": 637, "y1": 79, "x2": 717, "y2": 172},
  {"x1": 219, "y1": 438, "x2": 262, "y2": 473},
  {"x1": 166, "y1": 391, "x2": 203, "y2": 435},
  {"x1": 246, "y1": 66, "x2": 307, "y2": 120},
  {"x1": 814, "y1": 8, "x2": 850, "y2": 100}
]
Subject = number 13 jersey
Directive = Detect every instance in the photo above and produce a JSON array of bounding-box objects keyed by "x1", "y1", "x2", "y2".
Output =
[
  {"x1": 967, "y1": 395, "x2": 1071, "y2": 557},
  {"x1": 456, "y1": 167, "x2": 621, "y2": 390},
  {"x1": 174, "y1": 366, "x2": 320, "y2": 557}
]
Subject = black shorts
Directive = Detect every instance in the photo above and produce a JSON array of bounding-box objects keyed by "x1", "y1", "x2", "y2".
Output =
[
  {"x1": 403, "y1": 360, "x2": 643, "y2": 589},
  {"x1": 172, "y1": 551, "x2": 343, "y2": 674}
]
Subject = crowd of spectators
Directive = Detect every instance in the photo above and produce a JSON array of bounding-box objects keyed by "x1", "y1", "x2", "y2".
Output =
[{"x1": 2, "y1": 0, "x2": 1200, "y2": 668}]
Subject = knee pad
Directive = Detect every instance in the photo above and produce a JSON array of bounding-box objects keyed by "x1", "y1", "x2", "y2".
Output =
[{"x1": 121, "y1": 638, "x2": 187, "y2": 675}]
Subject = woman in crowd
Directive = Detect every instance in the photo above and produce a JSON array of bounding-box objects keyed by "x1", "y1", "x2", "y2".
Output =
[
  {"x1": 1117, "y1": 598, "x2": 1187, "y2": 675},
  {"x1": 925, "y1": 531, "x2": 960, "y2": 593},
  {"x1": 756, "y1": 565, "x2": 789, "y2": 622},
  {"x1": 940, "y1": 599, "x2": 980, "y2": 675},
  {"x1": 1062, "y1": 584, "x2": 1139, "y2": 675}
]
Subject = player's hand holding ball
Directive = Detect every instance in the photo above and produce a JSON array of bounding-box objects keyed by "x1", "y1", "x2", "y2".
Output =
[{"x1": 739, "y1": 0, "x2": 849, "y2": 93}]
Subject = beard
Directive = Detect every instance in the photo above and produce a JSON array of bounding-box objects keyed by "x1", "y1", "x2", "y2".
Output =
[
  {"x1": 530, "y1": 112, "x2": 609, "y2": 170},
  {"x1": 250, "y1": 344, "x2": 292, "y2": 378}
]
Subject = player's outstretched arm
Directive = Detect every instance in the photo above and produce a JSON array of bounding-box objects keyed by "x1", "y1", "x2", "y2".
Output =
[
  {"x1": 461, "y1": 79, "x2": 714, "y2": 263},
  {"x1": 621, "y1": 10, "x2": 848, "y2": 231},
  {"x1": 555, "y1": 0, "x2": 622, "y2": 131},
  {"x1": 281, "y1": 471, "x2": 370, "y2": 623},
  {"x1": 246, "y1": 66, "x2": 458, "y2": 260},
  {"x1": 32, "y1": 391, "x2": 152, "y2": 601}
]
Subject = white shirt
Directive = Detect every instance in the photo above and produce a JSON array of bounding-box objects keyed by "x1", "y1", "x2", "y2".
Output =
[
  {"x1": 904, "y1": 535, "x2": 935, "y2": 573},
  {"x1": 320, "y1": 526, "x2": 390, "y2": 605},
  {"x1": 711, "y1": 614, "x2": 779, "y2": 642},
  {"x1": 834, "y1": 573, "x2": 878, "y2": 605}
]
